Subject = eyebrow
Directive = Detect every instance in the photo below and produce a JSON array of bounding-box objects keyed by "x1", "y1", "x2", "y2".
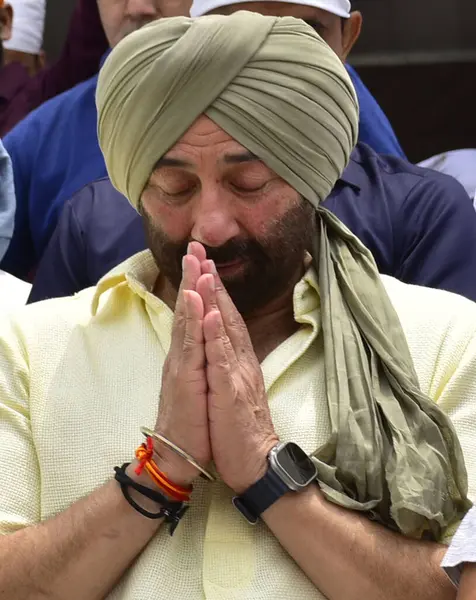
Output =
[
  {"x1": 154, "y1": 157, "x2": 191, "y2": 169},
  {"x1": 154, "y1": 151, "x2": 259, "y2": 170},
  {"x1": 222, "y1": 151, "x2": 258, "y2": 164},
  {"x1": 303, "y1": 18, "x2": 326, "y2": 32}
]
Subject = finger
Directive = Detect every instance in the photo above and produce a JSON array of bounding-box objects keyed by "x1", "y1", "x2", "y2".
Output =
[
  {"x1": 202, "y1": 259, "x2": 254, "y2": 354},
  {"x1": 170, "y1": 252, "x2": 201, "y2": 355},
  {"x1": 187, "y1": 241, "x2": 207, "y2": 264},
  {"x1": 203, "y1": 309, "x2": 237, "y2": 395},
  {"x1": 174, "y1": 242, "x2": 206, "y2": 317},
  {"x1": 196, "y1": 271, "x2": 218, "y2": 318},
  {"x1": 197, "y1": 271, "x2": 234, "y2": 365},
  {"x1": 181, "y1": 290, "x2": 205, "y2": 373}
]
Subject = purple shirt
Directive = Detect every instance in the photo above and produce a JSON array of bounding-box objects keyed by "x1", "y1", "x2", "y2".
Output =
[{"x1": 0, "y1": 0, "x2": 108, "y2": 137}]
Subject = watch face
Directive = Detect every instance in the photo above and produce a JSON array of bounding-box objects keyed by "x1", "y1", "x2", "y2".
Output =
[{"x1": 275, "y1": 443, "x2": 317, "y2": 487}]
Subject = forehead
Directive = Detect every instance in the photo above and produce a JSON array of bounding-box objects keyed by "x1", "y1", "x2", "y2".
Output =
[
  {"x1": 165, "y1": 115, "x2": 248, "y2": 156},
  {"x1": 209, "y1": 1, "x2": 337, "y2": 24}
]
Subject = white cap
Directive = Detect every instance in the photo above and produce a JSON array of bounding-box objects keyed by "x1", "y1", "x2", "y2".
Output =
[
  {"x1": 191, "y1": 0, "x2": 351, "y2": 19},
  {"x1": 4, "y1": 0, "x2": 46, "y2": 55}
]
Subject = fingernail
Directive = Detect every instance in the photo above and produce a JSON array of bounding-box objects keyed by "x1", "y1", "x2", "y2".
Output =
[
  {"x1": 187, "y1": 242, "x2": 193, "y2": 254},
  {"x1": 182, "y1": 255, "x2": 186, "y2": 271},
  {"x1": 208, "y1": 260, "x2": 217, "y2": 275}
]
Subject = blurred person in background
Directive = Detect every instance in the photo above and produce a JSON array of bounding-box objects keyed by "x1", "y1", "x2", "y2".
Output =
[
  {"x1": 418, "y1": 149, "x2": 476, "y2": 201},
  {"x1": 1, "y1": 0, "x2": 191, "y2": 280},
  {"x1": 0, "y1": 137, "x2": 13, "y2": 262},
  {"x1": 28, "y1": 0, "x2": 476, "y2": 304},
  {"x1": 0, "y1": 0, "x2": 108, "y2": 137},
  {"x1": 0, "y1": 140, "x2": 30, "y2": 307},
  {"x1": 3, "y1": 0, "x2": 46, "y2": 75},
  {"x1": 1, "y1": 0, "x2": 407, "y2": 282},
  {"x1": 194, "y1": 0, "x2": 406, "y2": 159}
]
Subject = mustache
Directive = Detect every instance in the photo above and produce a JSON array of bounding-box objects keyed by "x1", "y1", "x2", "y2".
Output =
[{"x1": 176, "y1": 238, "x2": 265, "y2": 265}]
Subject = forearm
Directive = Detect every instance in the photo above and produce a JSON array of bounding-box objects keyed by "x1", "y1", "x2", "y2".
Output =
[
  {"x1": 263, "y1": 486, "x2": 456, "y2": 600},
  {"x1": 458, "y1": 564, "x2": 476, "y2": 600},
  {"x1": 0, "y1": 466, "x2": 162, "y2": 600}
]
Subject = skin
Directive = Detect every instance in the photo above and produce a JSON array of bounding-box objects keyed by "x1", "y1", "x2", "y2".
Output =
[
  {"x1": 207, "y1": 1, "x2": 363, "y2": 61},
  {"x1": 141, "y1": 116, "x2": 316, "y2": 318},
  {"x1": 97, "y1": 0, "x2": 192, "y2": 48},
  {"x1": 458, "y1": 565, "x2": 476, "y2": 599}
]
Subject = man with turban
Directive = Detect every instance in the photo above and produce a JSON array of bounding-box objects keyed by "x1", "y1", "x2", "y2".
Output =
[
  {"x1": 26, "y1": 0, "x2": 476, "y2": 305},
  {"x1": 1, "y1": 13, "x2": 476, "y2": 600}
]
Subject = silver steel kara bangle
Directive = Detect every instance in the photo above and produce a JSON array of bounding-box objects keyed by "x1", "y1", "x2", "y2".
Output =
[{"x1": 140, "y1": 426, "x2": 215, "y2": 481}]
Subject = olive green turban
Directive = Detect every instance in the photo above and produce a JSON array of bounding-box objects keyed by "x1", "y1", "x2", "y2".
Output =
[{"x1": 96, "y1": 12, "x2": 470, "y2": 539}]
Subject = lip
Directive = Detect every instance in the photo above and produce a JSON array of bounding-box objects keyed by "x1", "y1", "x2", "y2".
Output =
[{"x1": 215, "y1": 258, "x2": 246, "y2": 277}]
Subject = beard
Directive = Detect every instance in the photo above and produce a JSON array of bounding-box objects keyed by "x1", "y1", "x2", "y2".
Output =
[{"x1": 142, "y1": 199, "x2": 317, "y2": 316}]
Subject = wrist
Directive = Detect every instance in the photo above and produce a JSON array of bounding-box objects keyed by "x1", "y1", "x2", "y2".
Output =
[
  {"x1": 231, "y1": 438, "x2": 279, "y2": 495},
  {"x1": 124, "y1": 462, "x2": 177, "y2": 511},
  {"x1": 150, "y1": 442, "x2": 201, "y2": 488}
]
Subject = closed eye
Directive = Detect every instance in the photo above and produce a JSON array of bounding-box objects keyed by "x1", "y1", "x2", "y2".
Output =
[{"x1": 231, "y1": 182, "x2": 266, "y2": 193}]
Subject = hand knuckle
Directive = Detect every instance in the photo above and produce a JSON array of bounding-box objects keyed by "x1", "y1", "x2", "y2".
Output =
[{"x1": 182, "y1": 333, "x2": 197, "y2": 355}]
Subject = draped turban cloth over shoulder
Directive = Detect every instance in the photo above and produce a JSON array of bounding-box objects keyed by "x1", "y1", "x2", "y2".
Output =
[{"x1": 96, "y1": 12, "x2": 470, "y2": 540}]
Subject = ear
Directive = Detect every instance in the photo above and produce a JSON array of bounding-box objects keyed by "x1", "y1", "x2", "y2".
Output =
[
  {"x1": 341, "y1": 11, "x2": 362, "y2": 61},
  {"x1": 0, "y1": 5, "x2": 13, "y2": 41}
]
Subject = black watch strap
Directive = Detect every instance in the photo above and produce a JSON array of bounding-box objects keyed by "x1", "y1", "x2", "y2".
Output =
[{"x1": 232, "y1": 468, "x2": 290, "y2": 524}]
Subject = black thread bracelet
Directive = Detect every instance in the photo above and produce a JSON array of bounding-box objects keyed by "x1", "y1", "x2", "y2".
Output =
[{"x1": 114, "y1": 463, "x2": 189, "y2": 536}]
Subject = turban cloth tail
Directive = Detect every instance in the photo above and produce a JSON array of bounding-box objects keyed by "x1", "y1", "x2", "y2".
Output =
[{"x1": 97, "y1": 12, "x2": 470, "y2": 540}]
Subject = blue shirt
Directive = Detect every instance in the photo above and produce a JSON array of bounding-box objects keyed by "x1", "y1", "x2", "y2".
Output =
[
  {"x1": 0, "y1": 140, "x2": 15, "y2": 262},
  {"x1": 29, "y1": 143, "x2": 476, "y2": 304},
  {"x1": 2, "y1": 66, "x2": 405, "y2": 279}
]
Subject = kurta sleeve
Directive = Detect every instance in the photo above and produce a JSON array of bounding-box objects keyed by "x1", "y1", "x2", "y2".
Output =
[{"x1": 0, "y1": 312, "x2": 40, "y2": 534}]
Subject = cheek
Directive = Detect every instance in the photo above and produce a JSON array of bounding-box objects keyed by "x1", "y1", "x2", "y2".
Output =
[
  {"x1": 238, "y1": 191, "x2": 299, "y2": 238},
  {"x1": 98, "y1": 2, "x2": 127, "y2": 45},
  {"x1": 144, "y1": 197, "x2": 193, "y2": 241}
]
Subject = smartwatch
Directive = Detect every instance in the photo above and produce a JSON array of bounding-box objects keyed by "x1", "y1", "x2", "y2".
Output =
[{"x1": 232, "y1": 441, "x2": 318, "y2": 524}]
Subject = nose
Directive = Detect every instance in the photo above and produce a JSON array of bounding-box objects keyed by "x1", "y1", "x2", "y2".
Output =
[
  {"x1": 190, "y1": 186, "x2": 240, "y2": 248},
  {"x1": 126, "y1": 0, "x2": 160, "y2": 18}
]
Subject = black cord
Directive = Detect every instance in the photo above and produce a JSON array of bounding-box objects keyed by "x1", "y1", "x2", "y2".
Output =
[{"x1": 114, "y1": 463, "x2": 189, "y2": 535}]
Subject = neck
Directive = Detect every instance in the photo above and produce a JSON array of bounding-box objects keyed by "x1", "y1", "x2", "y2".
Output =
[
  {"x1": 154, "y1": 266, "x2": 305, "y2": 363},
  {"x1": 241, "y1": 274, "x2": 301, "y2": 362}
]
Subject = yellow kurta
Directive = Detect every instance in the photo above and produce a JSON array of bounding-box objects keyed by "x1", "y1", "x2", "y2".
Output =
[{"x1": 1, "y1": 250, "x2": 476, "y2": 600}]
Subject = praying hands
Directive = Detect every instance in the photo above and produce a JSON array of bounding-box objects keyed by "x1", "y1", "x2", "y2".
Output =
[{"x1": 153, "y1": 241, "x2": 279, "y2": 493}]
